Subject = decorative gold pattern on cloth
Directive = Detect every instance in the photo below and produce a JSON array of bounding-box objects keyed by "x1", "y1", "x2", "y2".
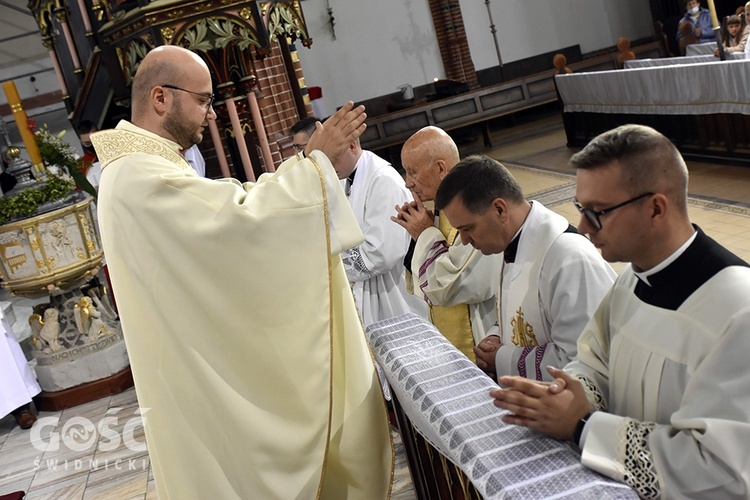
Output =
[
  {"x1": 308, "y1": 154, "x2": 395, "y2": 498},
  {"x1": 511, "y1": 307, "x2": 538, "y2": 347},
  {"x1": 306, "y1": 154, "x2": 334, "y2": 499},
  {"x1": 429, "y1": 212, "x2": 476, "y2": 360},
  {"x1": 438, "y1": 211, "x2": 459, "y2": 245},
  {"x1": 93, "y1": 129, "x2": 191, "y2": 171}
]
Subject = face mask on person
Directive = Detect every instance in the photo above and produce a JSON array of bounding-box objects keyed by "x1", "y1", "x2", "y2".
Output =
[{"x1": 689, "y1": 5, "x2": 699, "y2": 14}]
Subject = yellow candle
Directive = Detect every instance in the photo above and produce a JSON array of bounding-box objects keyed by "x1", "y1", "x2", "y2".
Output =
[
  {"x1": 706, "y1": 0, "x2": 720, "y2": 29},
  {"x1": 2, "y1": 80, "x2": 45, "y2": 168}
]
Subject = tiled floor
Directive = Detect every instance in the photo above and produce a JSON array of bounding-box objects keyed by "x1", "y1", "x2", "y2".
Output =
[
  {"x1": 0, "y1": 388, "x2": 412, "y2": 500},
  {"x1": 0, "y1": 389, "x2": 154, "y2": 500},
  {"x1": 4, "y1": 110, "x2": 750, "y2": 499},
  {"x1": 477, "y1": 112, "x2": 750, "y2": 267}
]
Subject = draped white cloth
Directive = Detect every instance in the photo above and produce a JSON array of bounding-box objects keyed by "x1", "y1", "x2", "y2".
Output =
[
  {"x1": 341, "y1": 150, "x2": 428, "y2": 327},
  {"x1": 409, "y1": 211, "x2": 500, "y2": 351},
  {"x1": 556, "y1": 59, "x2": 750, "y2": 115},
  {"x1": 685, "y1": 42, "x2": 720, "y2": 56},
  {"x1": 0, "y1": 311, "x2": 40, "y2": 418},
  {"x1": 182, "y1": 144, "x2": 205, "y2": 177},
  {"x1": 624, "y1": 53, "x2": 746, "y2": 68}
]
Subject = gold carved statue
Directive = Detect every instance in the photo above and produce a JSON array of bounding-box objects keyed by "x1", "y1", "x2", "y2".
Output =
[
  {"x1": 74, "y1": 296, "x2": 109, "y2": 340},
  {"x1": 30, "y1": 308, "x2": 63, "y2": 352}
]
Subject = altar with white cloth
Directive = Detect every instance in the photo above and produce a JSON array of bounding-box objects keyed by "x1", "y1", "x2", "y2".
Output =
[
  {"x1": 623, "y1": 52, "x2": 746, "y2": 68},
  {"x1": 686, "y1": 42, "x2": 721, "y2": 56},
  {"x1": 555, "y1": 56, "x2": 750, "y2": 163}
]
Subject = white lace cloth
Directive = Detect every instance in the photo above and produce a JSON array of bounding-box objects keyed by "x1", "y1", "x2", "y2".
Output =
[{"x1": 367, "y1": 313, "x2": 638, "y2": 499}]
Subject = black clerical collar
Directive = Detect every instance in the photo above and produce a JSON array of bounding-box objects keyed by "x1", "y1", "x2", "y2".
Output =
[
  {"x1": 634, "y1": 225, "x2": 748, "y2": 310},
  {"x1": 504, "y1": 231, "x2": 521, "y2": 263},
  {"x1": 344, "y1": 169, "x2": 357, "y2": 197}
]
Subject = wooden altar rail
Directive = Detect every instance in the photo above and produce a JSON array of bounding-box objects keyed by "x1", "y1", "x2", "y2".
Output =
[
  {"x1": 360, "y1": 41, "x2": 664, "y2": 152},
  {"x1": 393, "y1": 396, "x2": 482, "y2": 500}
]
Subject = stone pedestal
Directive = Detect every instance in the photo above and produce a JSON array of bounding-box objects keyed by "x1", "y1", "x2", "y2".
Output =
[
  {"x1": 34, "y1": 329, "x2": 129, "y2": 391},
  {"x1": 34, "y1": 366, "x2": 134, "y2": 411},
  {"x1": 0, "y1": 194, "x2": 132, "y2": 411}
]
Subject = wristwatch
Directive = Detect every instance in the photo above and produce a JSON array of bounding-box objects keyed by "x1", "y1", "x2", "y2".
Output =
[{"x1": 572, "y1": 411, "x2": 594, "y2": 446}]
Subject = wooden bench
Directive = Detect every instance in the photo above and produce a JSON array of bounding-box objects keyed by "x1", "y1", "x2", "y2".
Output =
[{"x1": 361, "y1": 41, "x2": 664, "y2": 153}]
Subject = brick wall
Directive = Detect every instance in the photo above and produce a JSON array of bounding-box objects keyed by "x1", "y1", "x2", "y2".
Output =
[
  {"x1": 254, "y1": 42, "x2": 313, "y2": 165},
  {"x1": 428, "y1": 0, "x2": 478, "y2": 86}
]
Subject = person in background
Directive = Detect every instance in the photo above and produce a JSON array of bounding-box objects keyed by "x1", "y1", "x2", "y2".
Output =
[
  {"x1": 183, "y1": 144, "x2": 206, "y2": 177},
  {"x1": 293, "y1": 115, "x2": 426, "y2": 326},
  {"x1": 715, "y1": 14, "x2": 749, "y2": 55},
  {"x1": 289, "y1": 116, "x2": 319, "y2": 154},
  {"x1": 335, "y1": 136, "x2": 429, "y2": 327},
  {"x1": 0, "y1": 309, "x2": 41, "y2": 430},
  {"x1": 676, "y1": 0, "x2": 715, "y2": 45}
]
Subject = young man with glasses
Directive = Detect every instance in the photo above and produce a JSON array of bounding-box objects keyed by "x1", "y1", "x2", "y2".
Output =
[
  {"x1": 492, "y1": 124, "x2": 750, "y2": 498},
  {"x1": 434, "y1": 155, "x2": 616, "y2": 382},
  {"x1": 90, "y1": 45, "x2": 393, "y2": 499},
  {"x1": 289, "y1": 115, "x2": 319, "y2": 153}
]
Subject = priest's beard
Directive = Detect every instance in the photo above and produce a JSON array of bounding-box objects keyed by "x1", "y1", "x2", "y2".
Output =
[{"x1": 164, "y1": 100, "x2": 203, "y2": 149}]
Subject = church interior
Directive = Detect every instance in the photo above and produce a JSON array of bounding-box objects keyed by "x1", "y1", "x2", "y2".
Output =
[{"x1": 2, "y1": 0, "x2": 750, "y2": 498}]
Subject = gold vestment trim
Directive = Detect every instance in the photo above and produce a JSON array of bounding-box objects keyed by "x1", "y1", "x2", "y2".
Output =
[
  {"x1": 91, "y1": 129, "x2": 192, "y2": 170},
  {"x1": 308, "y1": 154, "x2": 334, "y2": 500}
]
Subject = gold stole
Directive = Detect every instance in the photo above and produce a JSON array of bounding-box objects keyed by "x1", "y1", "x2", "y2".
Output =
[{"x1": 429, "y1": 212, "x2": 477, "y2": 361}]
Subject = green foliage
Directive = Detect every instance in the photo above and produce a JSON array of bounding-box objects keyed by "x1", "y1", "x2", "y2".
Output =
[
  {"x1": 34, "y1": 125, "x2": 96, "y2": 197},
  {"x1": 0, "y1": 125, "x2": 92, "y2": 225},
  {"x1": 0, "y1": 173, "x2": 75, "y2": 225},
  {"x1": 35, "y1": 126, "x2": 77, "y2": 172}
]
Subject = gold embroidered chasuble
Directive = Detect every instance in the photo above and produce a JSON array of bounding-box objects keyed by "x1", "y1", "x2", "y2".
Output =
[
  {"x1": 428, "y1": 212, "x2": 476, "y2": 361},
  {"x1": 405, "y1": 211, "x2": 478, "y2": 361},
  {"x1": 92, "y1": 121, "x2": 393, "y2": 499}
]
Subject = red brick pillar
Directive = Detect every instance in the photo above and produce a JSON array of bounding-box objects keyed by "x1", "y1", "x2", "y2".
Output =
[{"x1": 428, "y1": 0, "x2": 479, "y2": 86}]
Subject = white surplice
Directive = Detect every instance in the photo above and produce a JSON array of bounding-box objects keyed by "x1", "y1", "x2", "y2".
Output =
[
  {"x1": 567, "y1": 228, "x2": 750, "y2": 498},
  {"x1": 341, "y1": 150, "x2": 428, "y2": 327},
  {"x1": 0, "y1": 312, "x2": 40, "y2": 418}
]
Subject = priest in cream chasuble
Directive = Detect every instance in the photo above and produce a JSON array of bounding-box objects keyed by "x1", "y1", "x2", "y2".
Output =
[
  {"x1": 91, "y1": 45, "x2": 392, "y2": 499},
  {"x1": 93, "y1": 123, "x2": 393, "y2": 499}
]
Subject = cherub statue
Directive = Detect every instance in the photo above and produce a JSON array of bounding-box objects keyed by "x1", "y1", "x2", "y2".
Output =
[
  {"x1": 29, "y1": 308, "x2": 63, "y2": 353},
  {"x1": 74, "y1": 296, "x2": 108, "y2": 341},
  {"x1": 88, "y1": 288, "x2": 117, "y2": 321}
]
